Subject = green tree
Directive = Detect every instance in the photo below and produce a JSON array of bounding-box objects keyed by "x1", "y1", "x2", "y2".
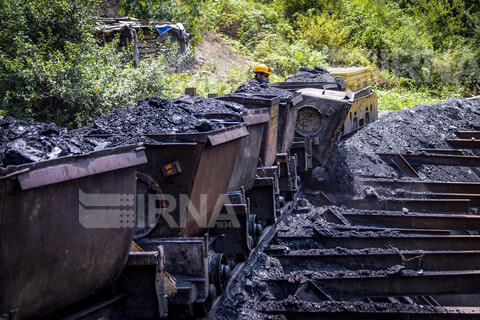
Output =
[
  {"x1": 0, "y1": 0, "x2": 174, "y2": 128},
  {"x1": 0, "y1": 0, "x2": 107, "y2": 126}
]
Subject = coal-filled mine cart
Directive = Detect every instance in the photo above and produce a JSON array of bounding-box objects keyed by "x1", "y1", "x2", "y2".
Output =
[
  {"x1": 194, "y1": 109, "x2": 270, "y2": 193},
  {"x1": 130, "y1": 124, "x2": 248, "y2": 316},
  {"x1": 276, "y1": 91, "x2": 304, "y2": 154},
  {"x1": 295, "y1": 88, "x2": 353, "y2": 166},
  {"x1": 0, "y1": 145, "x2": 147, "y2": 320},
  {"x1": 133, "y1": 124, "x2": 249, "y2": 239},
  {"x1": 190, "y1": 111, "x2": 268, "y2": 264},
  {"x1": 216, "y1": 95, "x2": 280, "y2": 167}
]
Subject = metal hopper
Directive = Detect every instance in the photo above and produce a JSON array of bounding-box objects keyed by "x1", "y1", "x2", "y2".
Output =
[
  {"x1": 216, "y1": 95, "x2": 280, "y2": 167},
  {"x1": 0, "y1": 145, "x2": 147, "y2": 319},
  {"x1": 135, "y1": 124, "x2": 248, "y2": 238}
]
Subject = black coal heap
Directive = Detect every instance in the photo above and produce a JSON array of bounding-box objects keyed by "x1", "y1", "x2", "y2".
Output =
[
  {"x1": 327, "y1": 98, "x2": 480, "y2": 194},
  {"x1": 1, "y1": 96, "x2": 231, "y2": 167},
  {"x1": 0, "y1": 117, "x2": 94, "y2": 167},
  {"x1": 171, "y1": 95, "x2": 246, "y2": 115},
  {"x1": 235, "y1": 82, "x2": 295, "y2": 100},
  {"x1": 284, "y1": 66, "x2": 343, "y2": 85},
  {"x1": 87, "y1": 96, "x2": 225, "y2": 136}
]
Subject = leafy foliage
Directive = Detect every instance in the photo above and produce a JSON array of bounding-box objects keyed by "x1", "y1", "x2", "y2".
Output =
[
  {"x1": 0, "y1": 0, "x2": 175, "y2": 128},
  {"x1": 206, "y1": 0, "x2": 327, "y2": 75},
  {"x1": 2, "y1": 0, "x2": 480, "y2": 127},
  {"x1": 205, "y1": 0, "x2": 480, "y2": 105}
]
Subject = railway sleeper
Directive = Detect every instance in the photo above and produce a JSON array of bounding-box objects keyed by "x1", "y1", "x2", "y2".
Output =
[
  {"x1": 271, "y1": 234, "x2": 480, "y2": 251},
  {"x1": 322, "y1": 208, "x2": 480, "y2": 231},
  {"x1": 268, "y1": 250, "x2": 480, "y2": 273},
  {"x1": 260, "y1": 271, "x2": 480, "y2": 301},
  {"x1": 255, "y1": 304, "x2": 480, "y2": 320}
]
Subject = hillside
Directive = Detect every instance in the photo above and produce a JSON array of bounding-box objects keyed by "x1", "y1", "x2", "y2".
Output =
[{"x1": 0, "y1": 0, "x2": 479, "y2": 127}]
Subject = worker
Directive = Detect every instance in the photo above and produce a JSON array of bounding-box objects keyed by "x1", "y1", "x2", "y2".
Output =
[{"x1": 238, "y1": 64, "x2": 273, "y2": 90}]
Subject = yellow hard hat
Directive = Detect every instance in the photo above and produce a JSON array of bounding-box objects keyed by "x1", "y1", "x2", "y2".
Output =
[{"x1": 253, "y1": 64, "x2": 273, "y2": 75}]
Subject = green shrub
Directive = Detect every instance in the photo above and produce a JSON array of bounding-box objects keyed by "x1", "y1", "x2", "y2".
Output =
[
  {"x1": 0, "y1": 0, "x2": 106, "y2": 127},
  {"x1": 374, "y1": 84, "x2": 462, "y2": 112},
  {"x1": 0, "y1": 0, "x2": 177, "y2": 128},
  {"x1": 207, "y1": 0, "x2": 328, "y2": 76}
]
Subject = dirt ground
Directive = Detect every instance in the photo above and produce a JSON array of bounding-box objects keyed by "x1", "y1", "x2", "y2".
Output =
[
  {"x1": 98, "y1": 0, "x2": 123, "y2": 18},
  {"x1": 193, "y1": 31, "x2": 255, "y2": 82}
]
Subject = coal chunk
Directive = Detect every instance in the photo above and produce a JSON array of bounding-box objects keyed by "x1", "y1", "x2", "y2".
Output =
[{"x1": 0, "y1": 117, "x2": 95, "y2": 167}]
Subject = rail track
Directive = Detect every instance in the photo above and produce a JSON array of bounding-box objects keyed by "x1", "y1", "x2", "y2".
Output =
[{"x1": 208, "y1": 129, "x2": 480, "y2": 320}]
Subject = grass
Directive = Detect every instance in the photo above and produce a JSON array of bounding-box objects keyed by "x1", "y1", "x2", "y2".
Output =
[{"x1": 373, "y1": 85, "x2": 462, "y2": 112}]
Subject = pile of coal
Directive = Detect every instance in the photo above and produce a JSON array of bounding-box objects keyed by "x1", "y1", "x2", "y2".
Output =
[
  {"x1": 235, "y1": 82, "x2": 295, "y2": 100},
  {"x1": 284, "y1": 66, "x2": 347, "y2": 88},
  {"x1": 0, "y1": 117, "x2": 94, "y2": 167},
  {"x1": 0, "y1": 97, "x2": 230, "y2": 167},
  {"x1": 171, "y1": 95, "x2": 246, "y2": 116},
  {"x1": 327, "y1": 98, "x2": 480, "y2": 194},
  {"x1": 86, "y1": 96, "x2": 225, "y2": 136}
]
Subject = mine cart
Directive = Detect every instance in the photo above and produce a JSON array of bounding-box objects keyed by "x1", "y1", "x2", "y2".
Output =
[
  {"x1": 216, "y1": 95, "x2": 280, "y2": 167},
  {"x1": 276, "y1": 91, "x2": 304, "y2": 154},
  {"x1": 0, "y1": 145, "x2": 147, "y2": 320},
  {"x1": 194, "y1": 109, "x2": 270, "y2": 193},
  {"x1": 128, "y1": 124, "x2": 248, "y2": 317},
  {"x1": 295, "y1": 88, "x2": 353, "y2": 166},
  {"x1": 135, "y1": 124, "x2": 249, "y2": 238}
]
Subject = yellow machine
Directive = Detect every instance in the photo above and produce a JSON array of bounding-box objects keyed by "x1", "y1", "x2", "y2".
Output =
[
  {"x1": 329, "y1": 67, "x2": 378, "y2": 136},
  {"x1": 329, "y1": 67, "x2": 372, "y2": 92},
  {"x1": 342, "y1": 87, "x2": 378, "y2": 136}
]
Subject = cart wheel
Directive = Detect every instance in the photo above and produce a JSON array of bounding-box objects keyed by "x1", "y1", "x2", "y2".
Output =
[
  {"x1": 134, "y1": 171, "x2": 165, "y2": 239},
  {"x1": 189, "y1": 284, "x2": 217, "y2": 317}
]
